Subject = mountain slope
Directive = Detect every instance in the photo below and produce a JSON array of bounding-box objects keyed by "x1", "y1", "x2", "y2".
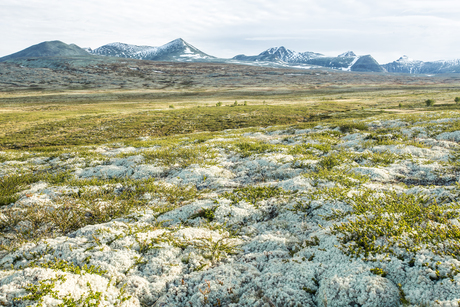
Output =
[
  {"x1": 90, "y1": 43, "x2": 154, "y2": 59},
  {"x1": 307, "y1": 54, "x2": 356, "y2": 71},
  {"x1": 90, "y1": 38, "x2": 215, "y2": 62},
  {"x1": 233, "y1": 46, "x2": 324, "y2": 64},
  {"x1": 233, "y1": 47, "x2": 384, "y2": 72},
  {"x1": 0, "y1": 41, "x2": 90, "y2": 62},
  {"x1": 350, "y1": 55, "x2": 386, "y2": 72}
]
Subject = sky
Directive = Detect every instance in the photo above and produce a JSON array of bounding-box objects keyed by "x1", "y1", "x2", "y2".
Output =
[{"x1": 1, "y1": 0, "x2": 459, "y2": 64}]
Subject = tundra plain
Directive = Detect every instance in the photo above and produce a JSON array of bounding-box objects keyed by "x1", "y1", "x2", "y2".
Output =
[{"x1": 1, "y1": 59, "x2": 460, "y2": 306}]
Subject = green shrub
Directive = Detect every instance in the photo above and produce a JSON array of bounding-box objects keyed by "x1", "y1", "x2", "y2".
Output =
[
  {"x1": 0, "y1": 173, "x2": 40, "y2": 206},
  {"x1": 234, "y1": 141, "x2": 277, "y2": 157},
  {"x1": 330, "y1": 190, "x2": 460, "y2": 262},
  {"x1": 190, "y1": 206, "x2": 217, "y2": 221},
  {"x1": 143, "y1": 146, "x2": 215, "y2": 167},
  {"x1": 318, "y1": 152, "x2": 346, "y2": 170},
  {"x1": 216, "y1": 102, "x2": 222, "y2": 107},
  {"x1": 222, "y1": 186, "x2": 287, "y2": 208},
  {"x1": 370, "y1": 267, "x2": 387, "y2": 277},
  {"x1": 455, "y1": 97, "x2": 460, "y2": 104},
  {"x1": 338, "y1": 123, "x2": 368, "y2": 133},
  {"x1": 425, "y1": 99, "x2": 435, "y2": 107}
]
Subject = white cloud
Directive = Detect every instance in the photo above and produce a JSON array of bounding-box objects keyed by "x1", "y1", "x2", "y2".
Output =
[{"x1": 1, "y1": 0, "x2": 460, "y2": 63}]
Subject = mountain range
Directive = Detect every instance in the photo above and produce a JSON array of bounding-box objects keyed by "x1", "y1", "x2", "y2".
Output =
[
  {"x1": 233, "y1": 47, "x2": 384, "y2": 72},
  {"x1": 382, "y1": 55, "x2": 460, "y2": 74},
  {"x1": 89, "y1": 38, "x2": 215, "y2": 61},
  {"x1": 1, "y1": 39, "x2": 460, "y2": 74}
]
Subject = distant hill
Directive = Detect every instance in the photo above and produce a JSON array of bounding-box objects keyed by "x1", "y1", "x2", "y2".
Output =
[
  {"x1": 351, "y1": 55, "x2": 385, "y2": 72},
  {"x1": 90, "y1": 38, "x2": 215, "y2": 62},
  {"x1": 0, "y1": 41, "x2": 90, "y2": 62}
]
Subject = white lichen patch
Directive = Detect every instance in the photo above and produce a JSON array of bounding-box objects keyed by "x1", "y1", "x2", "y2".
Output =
[{"x1": 2, "y1": 111, "x2": 460, "y2": 306}]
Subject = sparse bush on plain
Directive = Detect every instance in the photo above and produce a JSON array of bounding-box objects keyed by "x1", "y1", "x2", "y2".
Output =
[
  {"x1": 425, "y1": 99, "x2": 435, "y2": 106},
  {"x1": 222, "y1": 186, "x2": 289, "y2": 208},
  {"x1": 233, "y1": 141, "x2": 277, "y2": 157},
  {"x1": 338, "y1": 122, "x2": 368, "y2": 133}
]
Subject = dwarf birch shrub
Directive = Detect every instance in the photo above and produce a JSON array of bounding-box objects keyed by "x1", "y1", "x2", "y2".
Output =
[
  {"x1": 304, "y1": 167, "x2": 369, "y2": 188},
  {"x1": 330, "y1": 190, "x2": 460, "y2": 263},
  {"x1": 0, "y1": 173, "x2": 40, "y2": 206},
  {"x1": 338, "y1": 122, "x2": 368, "y2": 133},
  {"x1": 222, "y1": 186, "x2": 289, "y2": 208},
  {"x1": 142, "y1": 145, "x2": 216, "y2": 167},
  {"x1": 233, "y1": 141, "x2": 278, "y2": 158},
  {"x1": 0, "y1": 178, "x2": 203, "y2": 250}
]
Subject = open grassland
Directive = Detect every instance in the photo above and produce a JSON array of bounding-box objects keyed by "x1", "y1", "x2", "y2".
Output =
[
  {"x1": 2, "y1": 77, "x2": 460, "y2": 150},
  {"x1": 2, "y1": 61, "x2": 460, "y2": 306}
]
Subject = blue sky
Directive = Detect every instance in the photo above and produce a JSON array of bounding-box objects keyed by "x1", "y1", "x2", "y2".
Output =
[{"x1": 1, "y1": 0, "x2": 459, "y2": 63}]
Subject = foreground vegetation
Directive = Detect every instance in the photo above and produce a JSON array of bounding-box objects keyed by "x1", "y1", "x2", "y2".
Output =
[{"x1": 2, "y1": 62, "x2": 460, "y2": 306}]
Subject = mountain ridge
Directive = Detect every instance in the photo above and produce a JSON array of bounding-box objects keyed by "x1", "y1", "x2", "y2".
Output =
[
  {"x1": 382, "y1": 56, "x2": 460, "y2": 74},
  {"x1": 2, "y1": 39, "x2": 460, "y2": 74},
  {"x1": 233, "y1": 47, "x2": 384, "y2": 72},
  {"x1": 90, "y1": 38, "x2": 215, "y2": 62}
]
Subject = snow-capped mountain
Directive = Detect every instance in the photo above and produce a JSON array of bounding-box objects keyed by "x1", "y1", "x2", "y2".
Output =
[
  {"x1": 90, "y1": 38, "x2": 215, "y2": 62},
  {"x1": 233, "y1": 46, "x2": 324, "y2": 63},
  {"x1": 4, "y1": 39, "x2": 460, "y2": 74},
  {"x1": 382, "y1": 56, "x2": 460, "y2": 74},
  {"x1": 91, "y1": 43, "x2": 155, "y2": 59},
  {"x1": 381, "y1": 55, "x2": 425, "y2": 74},
  {"x1": 234, "y1": 47, "x2": 384, "y2": 72},
  {"x1": 338, "y1": 51, "x2": 357, "y2": 57}
]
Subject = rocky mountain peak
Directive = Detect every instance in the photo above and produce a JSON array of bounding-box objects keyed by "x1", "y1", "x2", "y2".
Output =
[
  {"x1": 338, "y1": 51, "x2": 357, "y2": 57},
  {"x1": 396, "y1": 55, "x2": 415, "y2": 63}
]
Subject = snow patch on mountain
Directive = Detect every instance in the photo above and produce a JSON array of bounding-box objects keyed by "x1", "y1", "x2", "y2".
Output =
[
  {"x1": 396, "y1": 55, "x2": 417, "y2": 63},
  {"x1": 91, "y1": 42, "x2": 156, "y2": 59},
  {"x1": 341, "y1": 56, "x2": 360, "y2": 71}
]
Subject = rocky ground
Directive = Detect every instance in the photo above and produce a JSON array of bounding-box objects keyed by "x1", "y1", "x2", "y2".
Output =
[
  {"x1": 1, "y1": 56, "x2": 457, "y2": 93},
  {"x1": 0, "y1": 110, "x2": 460, "y2": 306}
]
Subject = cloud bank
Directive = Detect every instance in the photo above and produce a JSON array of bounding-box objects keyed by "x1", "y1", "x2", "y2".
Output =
[{"x1": 1, "y1": 0, "x2": 459, "y2": 63}]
